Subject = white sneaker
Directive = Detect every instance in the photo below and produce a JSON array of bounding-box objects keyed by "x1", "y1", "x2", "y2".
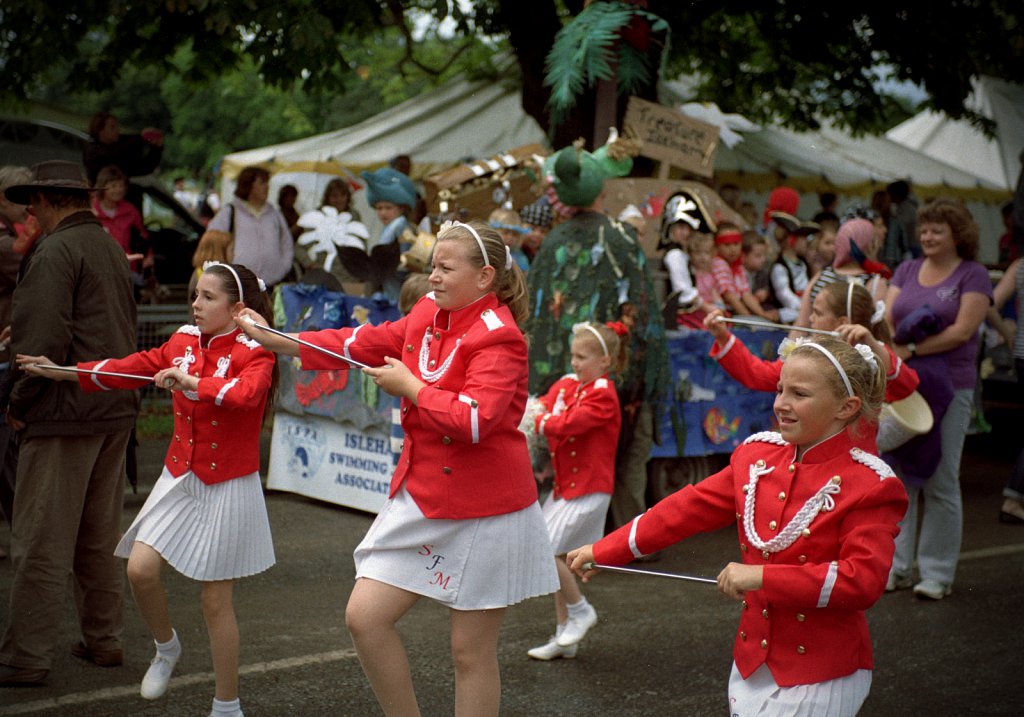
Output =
[
  {"x1": 207, "y1": 711, "x2": 244, "y2": 717},
  {"x1": 556, "y1": 603, "x2": 597, "y2": 647},
  {"x1": 527, "y1": 637, "x2": 578, "y2": 661},
  {"x1": 913, "y1": 580, "x2": 951, "y2": 601},
  {"x1": 140, "y1": 651, "x2": 179, "y2": 700}
]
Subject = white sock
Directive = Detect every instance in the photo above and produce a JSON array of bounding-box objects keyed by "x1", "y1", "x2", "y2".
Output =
[
  {"x1": 155, "y1": 629, "x2": 181, "y2": 658},
  {"x1": 567, "y1": 598, "x2": 591, "y2": 618},
  {"x1": 212, "y1": 697, "x2": 242, "y2": 716}
]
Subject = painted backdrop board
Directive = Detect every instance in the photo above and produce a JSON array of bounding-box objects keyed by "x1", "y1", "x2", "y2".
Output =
[
  {"x1": 267, "y1": 283, "x2": 401, "y2": 513},
  {"x1": 653, "y1": 327, "x2": 785, "y2": 458}
]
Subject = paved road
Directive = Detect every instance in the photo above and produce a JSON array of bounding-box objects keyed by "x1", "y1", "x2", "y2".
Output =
[{"x1": 1, "y1": 413, "x2": 1021, "y2": 716}]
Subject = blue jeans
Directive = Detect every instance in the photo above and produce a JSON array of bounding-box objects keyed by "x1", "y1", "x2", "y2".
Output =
[{"x1": 891, "y1": 388, "x2": 973, "y2": 587}]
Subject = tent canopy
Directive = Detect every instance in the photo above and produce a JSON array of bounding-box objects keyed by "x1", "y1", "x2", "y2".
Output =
[
  {"x1": 886, "y1": 76, "x2": 1023, "y2": 193},
  {"x1": 711, "y1": 120, "x2": 1009, "y2": 203},
  {"x1": 220, "y1": 75, "x2": 548, "y2": 183}
]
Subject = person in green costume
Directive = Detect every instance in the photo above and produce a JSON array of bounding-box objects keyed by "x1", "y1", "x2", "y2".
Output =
[{"x1": 527, "y1": 132, "x2": 669, "y2": 531}]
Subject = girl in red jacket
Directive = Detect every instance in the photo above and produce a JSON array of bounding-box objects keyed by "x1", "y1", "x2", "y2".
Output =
[
  {"x1": 237, "y1": 220, "x2": 557, "y2": 717},
  {"x1": 568, "y1": 336, "x2": 908, "y2": 716},
  {"x1": 704, "y1": 280, "x2": 919, "y2": 454},
  {"x1": 20, "y1": 263, "x2": 277, "y2": 717},
  {"x1": 527, "y1": 321, "x2": 628, "y2": 661}
]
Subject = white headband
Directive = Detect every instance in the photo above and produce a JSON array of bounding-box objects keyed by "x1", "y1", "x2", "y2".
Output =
[
  {"x1": 443, "y1": 221, "x2": 513, "y2": 271},
  {"x1": 203, "y1": 261, "x2": 267, "y2": 302},
  {"x1": 573, "y1": 322, "x2": 609, "y2": 357},
  {"x1": 846, "y1": 281, "x2": 855, "y2": 320},
  {"x1": 778, "y1": 338, "x2": 878, "y2": 398},
  {"x1": 803, "y1": 343, "x2": 854, "y2": 397}
]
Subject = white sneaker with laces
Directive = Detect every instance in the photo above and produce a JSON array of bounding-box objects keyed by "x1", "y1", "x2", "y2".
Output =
[
  {"x1": 140, "y1": 651, "x2": 179, "y2": 700},
  {"x1": 527, "y1": 637, "x2": 578, "y2": 661},
  {"x1": 556, "y1": 603, "x2": 597, "y2": 647}
]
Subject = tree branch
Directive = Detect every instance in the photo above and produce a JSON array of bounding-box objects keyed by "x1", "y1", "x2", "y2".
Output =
[{"x1": 384, "y1": 0, "x2": 474, "y2": 78}]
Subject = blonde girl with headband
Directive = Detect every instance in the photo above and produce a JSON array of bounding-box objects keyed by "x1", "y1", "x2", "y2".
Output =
[
  {"x1": 19, "y1": 263, "x2": 277, "y2": 717},
  {"x1": 236, "y1": 219, "x2": 557, "y2": 716},
  {"x1": 568, "y1": 337, "x2": 908, "y2": 716},
  {"x1": 527, "y1": 321, "x2": 629, "y2": 661},
  {"x1": 703, "y1": 280, "x2": 919, "y2": 454}
]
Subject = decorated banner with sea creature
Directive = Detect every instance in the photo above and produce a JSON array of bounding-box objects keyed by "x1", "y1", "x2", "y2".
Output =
[{"x1": 652, "y1": 327, "x2": 784, "y2": 458}]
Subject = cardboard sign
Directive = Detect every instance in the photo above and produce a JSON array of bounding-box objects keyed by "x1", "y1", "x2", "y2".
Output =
[{"x1": 624, "y1": 97, "x2": 719, "y2": 178}]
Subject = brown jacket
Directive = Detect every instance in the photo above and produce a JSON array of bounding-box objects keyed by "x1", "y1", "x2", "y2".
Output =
[{"x1": 9, "y1": 210, "x2": 138, "y2": 437}]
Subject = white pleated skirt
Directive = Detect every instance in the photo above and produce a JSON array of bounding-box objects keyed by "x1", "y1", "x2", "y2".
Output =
[
  {"x1": 354, "y1": 487, "x2": 558, "y2": 610},
  {"x1": 115, "y1": 468, "x2": 276, "y2": 581},
  {"x1": 541, "y1": 491, "x2": 611, "y2": 555},
  {"x1": 728, "y1": 663, "x2": 871, "y2": 717}
]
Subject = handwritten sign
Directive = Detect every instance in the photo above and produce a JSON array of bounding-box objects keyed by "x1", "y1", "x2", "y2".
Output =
[{"x1": 623, "y1": 96, "x2": 719, "y2": 178}]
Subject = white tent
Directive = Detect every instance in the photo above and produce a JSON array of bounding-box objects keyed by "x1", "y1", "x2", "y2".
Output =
[
  {"x1": 712, "y1": 121, "x2": 1008, "y2": 202},
  {"x1": 220, "y1": 75, "x2": 547, "y2": 203},
  {"x1": 886, "y1": 76, "x2": 1024, "y2": 193}
]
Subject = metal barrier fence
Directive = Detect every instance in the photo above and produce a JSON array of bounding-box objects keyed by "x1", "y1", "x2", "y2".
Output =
[{"x1": 137, "y1": 303, "x2": 190, "y2": 404}]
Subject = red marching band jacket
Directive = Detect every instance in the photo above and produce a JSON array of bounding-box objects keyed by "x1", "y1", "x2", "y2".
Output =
[
  {"x1": 297, "y1": 293, "x2": 537, "y2": 520},
  {"x1": 536, "y1": 373, "x2": 621, "y2": 500},
  {"x1": 709, "y1": 334, "x2": 920, "y2": 453},
  {"x1": 593, "y1": 429, "x2": 908, "y2": 687},
  {"x1": 79, "y1": 326, "x2": 274, "y2": 485}
]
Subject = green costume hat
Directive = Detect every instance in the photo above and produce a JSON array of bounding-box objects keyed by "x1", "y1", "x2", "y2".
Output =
[{"x1": 544, "y1": 129, "x2": 640, "y2": 209}]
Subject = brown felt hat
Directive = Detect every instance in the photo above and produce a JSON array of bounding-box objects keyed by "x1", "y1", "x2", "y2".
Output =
[{"x1": 4, "y1": 161, "x2": 95, "y2": 205}]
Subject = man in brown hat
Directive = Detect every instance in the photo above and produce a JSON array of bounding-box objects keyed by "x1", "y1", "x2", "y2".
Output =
[{"x1": 0, "y1": 161, "x2": 138, "y2": 685}]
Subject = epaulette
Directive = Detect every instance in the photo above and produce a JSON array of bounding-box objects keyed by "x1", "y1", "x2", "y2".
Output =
[
  {"x1": 560, "y1": 372, "x2": 578, "y2": 381},
  {"x1": 177, "y1": 325, "x2": 201, "y2": 336},
  {"x1": 594, "y1": 377, "x2": 609, "y2": 389},
  {"x1": 480, "y1": 308, "x2": 505, "y2": 332},
  {"x1": 743, "y1": 431, "x2": 788, "y2": 446},
  {"x1": 236, "y1": 333, "x2": 261, "y2": 350},
  {"x1": 850, "y1": 447, "x2": 897, "y2": 480}
]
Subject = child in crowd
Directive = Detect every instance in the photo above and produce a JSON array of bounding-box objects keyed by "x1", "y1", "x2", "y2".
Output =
[
  {"x1": 528, "y1": 321, "x2": 628, "y2": 661},
  {"x1": 713, "y1": 225, "x2": 778, "y2": 320},
  {"x1": 806, "y1": 223, "x2": 837, "y2": 277},
  {"x1": 742, "y1": 232, "x2": 772, "y2": 308},
  {"x1": 238, "y1": 221, "x2": 557, "y2": 716},
  {"x1": 93, "y1": 165, "x2": 152, "y2": 284},
  {"x1": 769, "y1": 221, "x2": 811, "y2": 324},
  {"x1": 659, "y1": 195, "x2": 702, "y2": 317},
  {"x1": 359, "y1": 167, "x2": 419, "y2": 300},
  {"x1": 568, "y1": 336, "x2": 908, "y2": 716},
  {"x1": 690, "y1": 233, "x2": 725, "y2": 314},
  {"x1": 488, "y1": 207, "x2": 530, "y2": 271},
  {"x1": 519, "y1": 196, "x2": 553, "y2": 263},
  {"x1": 704, "y1": 280, "x2": 918, "y2": 453},
  {"x1": 20, "y1": 263, "x2": 277, "y2": 717}
]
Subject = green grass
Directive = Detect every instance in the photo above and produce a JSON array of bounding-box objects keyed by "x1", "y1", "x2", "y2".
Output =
[{"x1": 136, "y1": 403, "x2": 175, "y2": 439}]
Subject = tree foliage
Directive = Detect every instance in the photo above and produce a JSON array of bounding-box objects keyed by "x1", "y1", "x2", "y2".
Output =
[{"x1": 2, "y1": 1, "x2": 1022, "y2": 155}]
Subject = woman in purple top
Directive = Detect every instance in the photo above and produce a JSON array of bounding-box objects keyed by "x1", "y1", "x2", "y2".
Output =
[{"x1": 884, "y1": 199, "x2": 993, "y2": 600}]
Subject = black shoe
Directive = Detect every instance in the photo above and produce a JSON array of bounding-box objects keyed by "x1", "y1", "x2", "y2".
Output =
[
  {"x1": 999, "y1": 510, "x2": 1024, "y2": 525},
  {"x1": 0, "y1": 664, "x2": 48, "y2": 686}
]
